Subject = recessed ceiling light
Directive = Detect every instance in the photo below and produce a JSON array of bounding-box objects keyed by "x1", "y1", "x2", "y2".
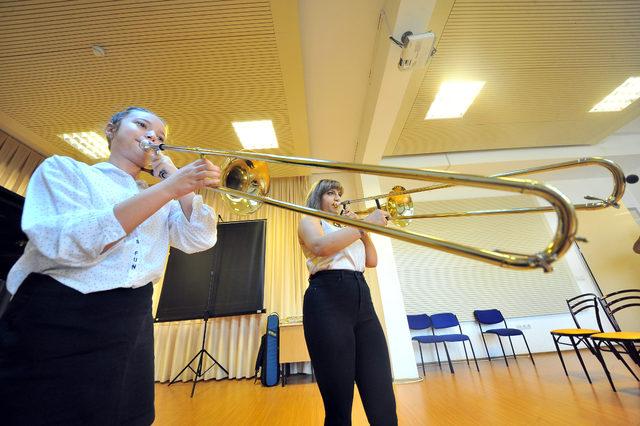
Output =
[
  {"x1": 590, "y1": 77, "x2": 640, "y2": 112},
  {"x1": 231, "y1": 120, "x2": 278, "y2": 149},
  {"x1": 425, "y1": 80, "x2": 486, "y2": 120},
  {"x1": 58, "y1": 132, "x2": 110, "y2": 159}
]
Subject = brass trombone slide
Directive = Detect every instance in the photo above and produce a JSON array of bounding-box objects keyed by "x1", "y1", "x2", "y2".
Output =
[
  {"x1": 343, "y1": 158, "x2": 626, "y2": 220},
  {"x1": 140, "y1": 141, "x2": 577, "y2": 272}
]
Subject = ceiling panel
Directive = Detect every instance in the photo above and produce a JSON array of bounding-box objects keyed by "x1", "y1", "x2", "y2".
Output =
[
  {"x1": 0, "y1": 0, "x2": 309, "y2": 177},
  {"x1": 388, "y1": 0, "x2": 640, "y2": 157}
]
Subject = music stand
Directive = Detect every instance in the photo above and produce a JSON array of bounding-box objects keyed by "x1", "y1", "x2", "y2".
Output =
[
  {"x1": 155, "y1": 220, "x2": 266, "y2": 397},
  {"x1": 167, "y1": 267, "x2": 229, "y2": 397}
]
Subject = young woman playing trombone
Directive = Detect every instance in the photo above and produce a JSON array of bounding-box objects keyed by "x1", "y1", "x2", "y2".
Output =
[
  {"x1": 0, "y1": 106, "x2": 220, "y2": 425},
  {"x1": 298, "y1": 179, "x2": 397, "y2": 426}
]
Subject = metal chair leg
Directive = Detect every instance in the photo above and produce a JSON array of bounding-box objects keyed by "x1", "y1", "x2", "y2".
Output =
[
  {"x1": 434, "y1": 342, "x2": 442, "y2": 368},
  {"x1": 622, "y1": 341, "x2": 640, "y2": 369},
  {"x1": 469, "y1": 341, "x2": 480, "y2": 372},
  {"x1": 462, "y1": 340, "x2": 470, "y2": 366},
  {"x1": 522, "y1": 334, "x2": 536, "y2": 365},
  {"x1": 552, "y1": 335, "x2": 569, "y2": 377},
  {"x1": 418, "y1": 343, "x2": 426, "y2": 377},
  {"x1": 497, "y1": 336, "x2": 510, "y2": 366},
  {"x1": 442, "y1": 342, "x2": 455, "y2": 374},
  {"x1": 569, "y1": 335, "x2": 592, "y2": 384},
  {"x1": 507, "y1": 336, "x2": 517, "y2": 360},
  {"x1": 606, "y1": 341, "x2": 640, "y2": 381},
  {"x1": 593, "y1": 340, "x2": 617, "y2": 392},
  {"x1": 480, "y1": 332, "x2": 492, "y2": 361},
  {"x1": 581, "y1": 336, "x2": 597, "y2": 356}
]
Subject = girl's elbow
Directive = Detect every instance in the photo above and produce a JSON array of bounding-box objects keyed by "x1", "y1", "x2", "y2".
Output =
[
  {"x1": 314, "y1": 246, "x2": 332, "y2": 257},
  {"x1": 307, "y1": 242, "x2": 327, "y2": 257}
]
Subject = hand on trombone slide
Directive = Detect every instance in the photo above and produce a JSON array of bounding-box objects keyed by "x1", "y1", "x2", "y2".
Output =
[
  {"x1": 141, "y1": 144, "x2": 222, "y2": 199},
  {"x1": 162, "y1": 157, "x2": 221, "y2": 199},
  {"x1": 340, "y1": 205, "x2": 390, "y2": 229}
]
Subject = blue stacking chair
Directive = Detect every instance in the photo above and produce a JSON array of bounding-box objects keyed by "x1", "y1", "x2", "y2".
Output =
[
  {"x1": 407, "y1": 314, "x2": 446, "y2": 376},
  {"x1": 430, "y1": 313, "x2": 480, "y2": 374},
  {"x1": 474, "y1": 309, "x2": 535, "y2": 366}
]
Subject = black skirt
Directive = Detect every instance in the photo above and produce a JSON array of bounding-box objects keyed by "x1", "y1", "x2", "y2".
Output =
[{"x1": 0, "y1": 273, "x2": 155, "y2": 426}]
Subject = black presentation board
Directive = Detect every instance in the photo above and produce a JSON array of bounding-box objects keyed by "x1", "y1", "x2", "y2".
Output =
[{"x1": 155, "y1": 219, "x2": 266, "y2": 322}]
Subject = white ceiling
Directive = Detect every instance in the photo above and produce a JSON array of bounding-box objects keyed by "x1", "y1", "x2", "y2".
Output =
[{"x1": 388, "y1": 0, "x2": 640, "y2": 156}]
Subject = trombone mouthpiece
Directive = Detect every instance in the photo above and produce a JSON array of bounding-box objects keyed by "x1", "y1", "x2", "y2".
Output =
[{"x1": 138, "y1": 139, "x2": 160, "y2": 152}]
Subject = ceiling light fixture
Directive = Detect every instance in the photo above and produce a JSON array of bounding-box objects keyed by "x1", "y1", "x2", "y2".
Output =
[
  {"x1": 590, "y1": 77, "x2": 640, "y2": 112},
  {"x1": 58, "y1": 132, "x2": 110, "y2": 159},
  {"x1": 425, "y1": 80, "x2": 486, "y2": 120},
  {"x1": 232, "y1": 120, "x2": 279, "y2": 149}
]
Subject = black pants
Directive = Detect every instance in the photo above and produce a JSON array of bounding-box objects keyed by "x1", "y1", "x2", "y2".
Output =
[
  {"x1": 303, "y1": 270, "x2": 398, "y2": 426},
  {"x1": 0, "y1": 273, "x2": 155, "y2": 426}
]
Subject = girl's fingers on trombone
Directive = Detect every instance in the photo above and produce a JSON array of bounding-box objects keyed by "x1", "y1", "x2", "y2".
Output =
[
  {"x1": 204, "y1": 178, "x2": 221, "y2": 188},
  {"x1": 344, "y1": 210, "x2": 358, "y2": 220},
  {"x1": 198, "y1": 170, "x2": 220, "y2": 180},
  {"x1": 192, "y1": 161, "x2": 221, "y2": 177},
  {"x1": 192, "y1": 158, "x2": 218, "y2": 171},
  {"x1": 381, "y1": 210, "x2": 390, "y2": 225},
  {"x1": 363, "y1": 209, "x2": 388, "y2": 226}
]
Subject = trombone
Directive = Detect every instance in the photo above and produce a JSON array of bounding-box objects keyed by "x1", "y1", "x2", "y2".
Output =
[
  {"x1": 139, "y1": 140, "x2": 577, "y2": 272},
  {"x1": 342, "y1": 157, "x2": 626, "y2": 221}
]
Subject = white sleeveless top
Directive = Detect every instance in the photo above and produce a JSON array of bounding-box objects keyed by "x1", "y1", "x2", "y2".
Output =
[{"x1": 300, "y1": 219, "x2": 366, "y2": 274}]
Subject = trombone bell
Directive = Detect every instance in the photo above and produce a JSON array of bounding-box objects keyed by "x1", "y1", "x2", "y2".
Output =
[
  {"x1": 220, "y1": 157, "x2": 270, "y2": 215},
  {"x1": 386, "y1": 185, "x2": 414, "y2": 227},
  {"x1": 346, "y1": 185, "x2": 415, "y2": 227}
]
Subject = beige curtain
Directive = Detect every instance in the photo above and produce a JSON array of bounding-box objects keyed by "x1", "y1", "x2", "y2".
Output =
[
  {"x1": 153, "y1": 175, "x2": 311, "y2": 381},
  {"x1": 0, "y1": 130, "x2": 44, "y2": 195}
]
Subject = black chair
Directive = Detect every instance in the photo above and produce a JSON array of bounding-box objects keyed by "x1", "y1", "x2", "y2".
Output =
[
  {"x1": 589, "y1": 289, "x2": 640, "y2": 391},
  {"x1": 407, "y1": 314, "x2": 446, "y2": 376},
  {"x1": 430, "y1": 312, "x2": 480, "y2": 374},
  {"x1": 549, "y1": 293, "x2": 602, "y2": 383},
  {"x1": 473, "y1": 309, "x2": 535, "y2": 366},
  {"x1": 598, "y1": 289, "x2": 640, "y2": 365}
]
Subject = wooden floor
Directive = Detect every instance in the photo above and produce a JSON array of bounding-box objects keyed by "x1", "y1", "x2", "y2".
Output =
[{"x1": 154, "y1": 351, "x2": 639, "y2": 425}]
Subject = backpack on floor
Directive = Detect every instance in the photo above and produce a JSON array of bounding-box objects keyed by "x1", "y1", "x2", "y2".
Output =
[{"x1": 254, "y1": 313, "x2": 280, "y2": 387}]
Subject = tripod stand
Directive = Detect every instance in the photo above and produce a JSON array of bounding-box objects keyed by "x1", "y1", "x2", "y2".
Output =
[
  {"x1": 168, "y1": 314, "x2": 229, "y2": 397},
  {"x1": 168, "y1": 266, "x2": 229, "y2": 397}
]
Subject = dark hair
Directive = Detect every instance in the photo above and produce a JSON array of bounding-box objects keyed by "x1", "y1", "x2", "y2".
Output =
[
  {"x1": 105, "y1": 106, "x2": 164, "y2": 148},
  {"x1": 305, "y1": 179, "x2": 343, "y2": 210}
]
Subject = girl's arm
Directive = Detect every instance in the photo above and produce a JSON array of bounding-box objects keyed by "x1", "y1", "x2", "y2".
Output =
[
  {"x1": 360, "y1": 231, "x2": 378, "y2": 267},
  {"x1": 298, "y1": 216, "x2": 361, "y2": 257},
  {"x1": 298, "y1": 209, "x2": 390, "y2": 257}
]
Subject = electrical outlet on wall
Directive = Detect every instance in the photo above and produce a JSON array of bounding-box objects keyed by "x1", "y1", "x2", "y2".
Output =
[{"x1": 513, "y1": 324, "x2": 532, "y2": 330}]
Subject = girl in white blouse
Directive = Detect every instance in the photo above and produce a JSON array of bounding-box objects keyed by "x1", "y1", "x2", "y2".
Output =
[
  {"x1": 0, "y1": 106, "x2": 220, "y2": 425},
  {"x1": 298, "y1": 179, "x2": 397, "y2": 426}
]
